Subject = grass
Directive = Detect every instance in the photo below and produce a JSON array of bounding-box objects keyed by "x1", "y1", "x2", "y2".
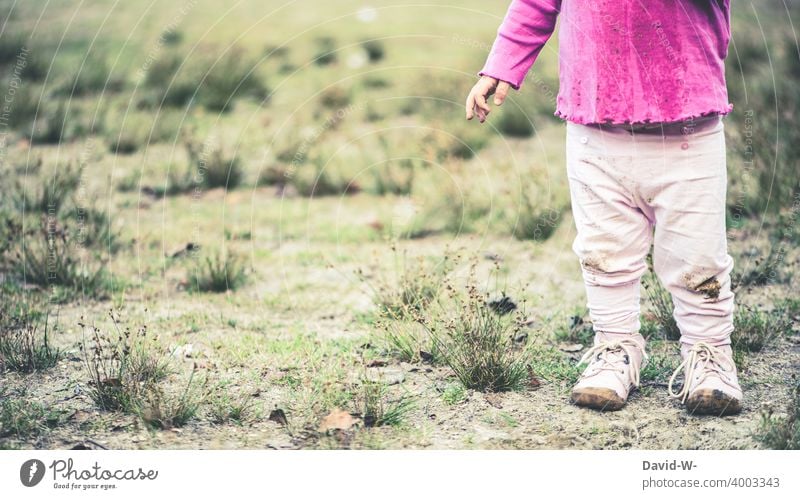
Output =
[
  {"x1": 365, "y1": 248, "x2": 456, "y2": 362},
  {"x1": 418, "y1": 276, "x2": 531, "y2": 392},
  {"x1": 496, "y1": 103, "x2": 535, "y2": 138},
  {"x1": 352, "y1": 377, "x2": 414, "y2": 427},
  {"x1": 732, "y1": 244, "x2": 786, "y2": 290},
  {"x1": 368, "y1": 158, "x2": 416, "y2": 196},
  {"x1": 196, "y1": 46, "x2": 269, "y2": 112},
  {"x1": 319, "y1": 85, "x2": 352, "y2": 109},
  {"x1": 57, "y1": 53, "x2": 125, "y2": 97},
  {"x1": 185, "y1": 137, "x2": 244, "y2": 190},
  {"x1": 104, "y1": 112, "x2": 173, "y2": 155},
  {"x1": 9, "y1": 224, "x2": 113, "y2": 300},
  {"x1": 286, "y1": 368, "x2": 354, "y2": 433},
  {"x1": 80, "y1": 312, "x2": 173, "y2": 412},
  {"x1": 526, "y1": 344, "x2": 582, "y2": 387},
  {"x1": 376, "y1": 319, "x2": 440, "y2": 364},
  {"x1": 69, "y1": 204, "x2": 122, "y2": 253},
  {"x1": 731, "y1": 304, "x2": 792, "y2": 354},
  {"x1": 726, "y1": 10, "x2": 800, "y2": 216},
  {"x1": 138, "y1": 370, "x2": 208, "y2": 430},
  {"x1": 642, "y1": 268, "x2": 681, "y2": 341},
  {"x1": 639, "y1": 342, "x2": 680, "y2": 384},
  {"x1": 360, "y1": 247, "x2": 452, "y2": 320},
  {"x1": 289, "y1": 149, "x2": 357, "y2": 197},
  {"x1": 28, "y1": 101, "x2": 69, "y2": 144},
  {"x1": 13, "y1": 163, "x2": 81, "y2": 214},
  {"x1": 552, "y1": 306, "x2": 594, "y2": 345},
  {"x1": 639, "y1": 316, "x2": 661, "y2": 341},
  {"x1": 208, "y1": 383, "x2": 259, "y2": 425},
  {"x1": 80, "y1": 312, "x2": 207, "y2": 429},
  {"x1": 0, "y1": 215, "x2": 22, "y2": 262},
  {"x1": 509, "y1": 182, "x2": 567, "y2": 242},
  {"x1": 187, "y1": 251, "x2": 248, "y2": 293},
  {"x1": 3, "y1": 81, "x2": 44, "y2": 130},
  {"x1": 438, "y1": 120, "x2": 491, "y2": 160},
  {"x1": 441, "y1": 383, "x2": 468, "y2": 405},
  {"x1": 360, "y1": 39, "x2": 385, "y2": 63},
  {"x1": 0, "y1": 31, "x2": 29, "y2": 65},
  {"x1": 3, "y1": 163, "x2": 120, "y2": 300},
  {"x1": 0, "y1": 0, "x2": 796, "y2": 451},
  {"x1": 139, "y1": 45, "x2": 268, "y2": 112},
  {"x1": 139, "y1": 54, "x2": 196, "y2": 108},
  {"x1": 404, "y1": 165, "x2": 493, "y2": 237},
  {"x1": 6, "y1": 161, "x2": 121, "y2": 286},
  {"x1": 312, "y1": 36, "x2": 338, "y2": 66},
  {"x1": 775, "y1": 209, "x2": 800, "y2": 245},
  {"x1": 0, "y1": 393, "x2": 63, "y2": 439},
  {"x1": 755, "y1": 379, "x2": 800, "y2": 450},
  {"x1": 0, "y1": 310, "x2": 60, "y2": 373},
  {"x1": 118, "y1": 163, "x2": 195, "y2": 198}
]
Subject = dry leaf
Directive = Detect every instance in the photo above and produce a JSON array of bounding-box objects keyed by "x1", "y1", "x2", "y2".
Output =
[
  {"x1": 527, "y1": 366, "x2": 542, "y2": 390},
  {"x1": 484, "y1": 393, "x2": 503, "y2": 409},
  {"x1": 68, "y1": 410, "x2": 93, "y2": 424},
  {"x1": 318, "y1": 408, "x2": 360, "y2": 432}
]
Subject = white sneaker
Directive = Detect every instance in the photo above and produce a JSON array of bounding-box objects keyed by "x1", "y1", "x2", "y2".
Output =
[
  {"x1": 571, "y1": 333, "x2": 648, "y2": 411},
  {"x1": 668, "y1": 341, "x2": 742, "y2": 416}
]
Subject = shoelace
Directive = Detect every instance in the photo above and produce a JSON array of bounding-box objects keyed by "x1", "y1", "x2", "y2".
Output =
[
  {"x1": 577, "y1": 339, "x2": 648, "y2": 387},
  {"x1": 668, "y1": 341, "x2": 737, "y2": 403}
]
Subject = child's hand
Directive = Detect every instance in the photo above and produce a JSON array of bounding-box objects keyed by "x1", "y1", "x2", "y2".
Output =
[{"x1": 465, "y1": 76, "x2": 511, "y2": 123}]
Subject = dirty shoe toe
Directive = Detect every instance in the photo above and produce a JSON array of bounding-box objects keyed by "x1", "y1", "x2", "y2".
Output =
[
  {"x1": 570, "y1": 334, "x2": 647, "y2": 412},
  {"x1": 571, "y1": 387, "x2": 626, "y2": 411},
  {"x1": 669, "y1": 342, "x2": 743, "y2": 416},
  {"x1": 686, "y1": 388, "x2": 742, "y2": 416}
]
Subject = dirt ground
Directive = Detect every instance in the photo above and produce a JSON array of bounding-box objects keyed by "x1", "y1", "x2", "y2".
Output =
[
  {"x1": 3, "y1": 334, "x2": 798, "y2": 450},
  {"x1": 3, "y1": 219, "x2": 798, "y2": 450}
]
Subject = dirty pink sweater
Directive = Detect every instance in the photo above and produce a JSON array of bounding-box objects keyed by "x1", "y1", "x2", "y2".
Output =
[{"x1": 479, "y1": 0, "x2": 733, "y2": 125}]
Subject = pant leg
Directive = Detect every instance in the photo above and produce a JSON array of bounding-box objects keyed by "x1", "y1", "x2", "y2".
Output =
[
  {"x1": 643, "y1": 119, "x2": 734, "y2": 347},
  {"x1": 565, "y1": 123, "x2": 654, "y2": 337}
]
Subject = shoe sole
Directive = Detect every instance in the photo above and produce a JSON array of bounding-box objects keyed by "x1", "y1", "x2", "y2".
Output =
[
  {"x1": 686, "y1": 389, "x2": 742, "y2": 416},
  {"x1": 571, "y1": 387, "x2": 626, "y2": 412}
]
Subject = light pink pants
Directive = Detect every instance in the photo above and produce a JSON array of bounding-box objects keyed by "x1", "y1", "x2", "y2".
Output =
[{"x1": 565, "y1": 116, "x2": 734, "y2": 347}]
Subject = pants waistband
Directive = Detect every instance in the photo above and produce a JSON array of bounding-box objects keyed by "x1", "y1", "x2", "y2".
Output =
[{"x1": 582, "y1": 114, "x2": 722, "y2": 136}]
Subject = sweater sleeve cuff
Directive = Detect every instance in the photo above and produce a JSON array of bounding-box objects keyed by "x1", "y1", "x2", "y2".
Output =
[{"x1": 477, "y1": 63, "x2": 524, "y2": 91}]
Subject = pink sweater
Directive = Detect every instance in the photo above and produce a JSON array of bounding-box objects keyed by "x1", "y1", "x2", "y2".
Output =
[{"x1": 479, "y1": 0, "x2": 733, "y2": 125}]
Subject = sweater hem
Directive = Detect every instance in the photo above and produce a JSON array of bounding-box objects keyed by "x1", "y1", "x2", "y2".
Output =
[{"x1": 554, "y1": 104, "x2": 734, "y2": 126}]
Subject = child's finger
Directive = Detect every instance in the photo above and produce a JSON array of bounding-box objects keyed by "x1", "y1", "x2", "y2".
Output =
[
  {"x1": 476, "y1": 103, "x2": 490, "y2": 122},
  {"x1": 465, "y1": 92, "x2": 475, "y2": 120},
  {"x1": 493, "y1": 82, "x2": 510, "y2": 106},
  {"x1": 475, "y1": 93, "x2": 491, "y2": 114}
]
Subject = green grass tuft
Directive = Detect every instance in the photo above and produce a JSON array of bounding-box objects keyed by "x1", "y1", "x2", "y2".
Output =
[
  {"x1": 0, "y1": 310, "x2": 60, "y2": 373},
  {"x1": 419, "y1": 278, "x2": 530, "y2": 392},
  {"x1": 0, "y1": 394, "x2": 63, "y2": 439},
  {"x1": 353, "y1": 377, "x2": 414, "y2": 428},
  {"x1": 187, "y1": 251, "x2": 248, "y2": 293},
  {"x1": 755, "y1": 380, "x2": 800, "y2": 450}
]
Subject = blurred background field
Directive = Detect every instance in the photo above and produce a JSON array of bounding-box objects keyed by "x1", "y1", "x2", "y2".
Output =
[{"x1": 0, "y1": 0, "x2": 799, "y2": 450}]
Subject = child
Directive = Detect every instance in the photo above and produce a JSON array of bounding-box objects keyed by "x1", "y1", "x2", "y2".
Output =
[{"x1": 466, "y1": 0, "x2": 741, "y2": 415}]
